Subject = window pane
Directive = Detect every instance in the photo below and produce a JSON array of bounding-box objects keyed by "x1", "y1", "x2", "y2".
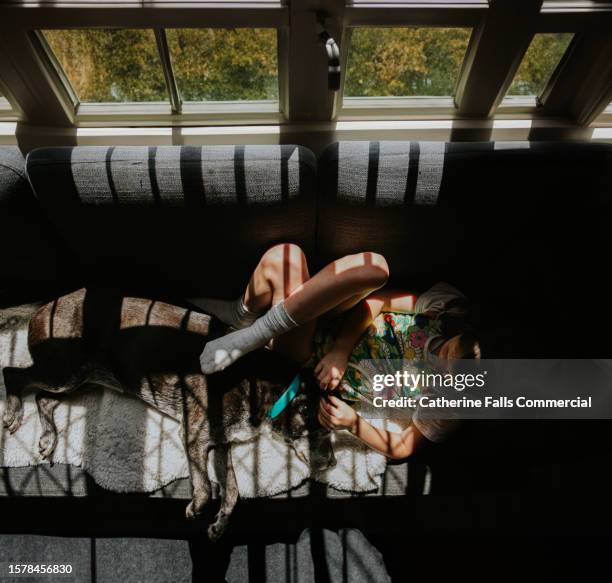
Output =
[
  {"x1": 507, "y1": 33, "x2": 573, "y2": 96},
  {"x1": 166, "y1": 29, "x2": 278, "y2": 102},
  {"x1": 345, "y1": 27, "x2": 471, "y2": 98},
  {"x1": 42, "y1": 29, "x2": 168, "y2": 103},
  {"x1": 0, "y1": 86, "x2": 10, "y2": 111}
]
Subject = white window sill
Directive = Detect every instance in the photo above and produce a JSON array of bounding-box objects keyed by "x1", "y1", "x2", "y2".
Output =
[{"x1": 75, "y1": 100, "x2": 282, "y2": 126}]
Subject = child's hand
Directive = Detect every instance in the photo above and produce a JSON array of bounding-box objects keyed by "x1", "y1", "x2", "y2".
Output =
[
  {"x1": 314, "y1": 349, "x2": 349, "y2": 390},
  {"x1": 318, "y1": 395, "x2": 358, "y2": 432}
]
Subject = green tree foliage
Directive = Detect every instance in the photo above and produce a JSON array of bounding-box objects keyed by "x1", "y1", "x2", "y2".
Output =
[
  {"x1": 345, "y1": 28, "x2": 573, "y2": 98},
  {"x1": 167, "y1": 29, "x2": 278, "y2": 101},
  {"x1": 507, "y1": 33, "x2": 573, "y2": 96},
  {"x1": 44, "y1": 28, "x2": 277, "y2": 103},
  {"x1": 44, "y1": 29, "x2": 167, "y2": 102},
  {"x1": 43, "y1": 27, "x2": 573, "y2": 103},
  {"x1": 345, "y1": 27, "x2": 471, "y2": 97}
]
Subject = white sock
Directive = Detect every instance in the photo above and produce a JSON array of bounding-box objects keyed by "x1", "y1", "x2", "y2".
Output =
[
  {"x1": 200, "y1": 300, "x2": 298, "y2": 374},
  {"x1": 187, "y1": 295, "x2": 260, "y2": 329}
]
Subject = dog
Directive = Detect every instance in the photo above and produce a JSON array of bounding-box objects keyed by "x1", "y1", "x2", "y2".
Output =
[{"x1": 2, "y1": 288, "x2": 334, "y2": 540}]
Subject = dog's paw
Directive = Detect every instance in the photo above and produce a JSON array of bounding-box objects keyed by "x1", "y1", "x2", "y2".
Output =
[
  {"x1": 2, "y1": 411, "x2": 14, "y2": 430},
  {"x1": 185, "y1": 500, "x2": 200, "y2": 520},
  {"x1": 185, "y1": 496, "x2": 210, "y2": 521},
  {"x1": 293, "y1": 442, "x2": 310, "y2": 466},
  {"x1": 3, "y1": 408, "x2": 23, "y2": 435},
  {"x1": 207, "y1": 512, "x2": 229, "y2": 542},
  {"x1": 3, "y1": 396, "x2": 24, "y2": 434},
  {"x1": 38, "y1": 429, "x2": 58, "y2": 461}
]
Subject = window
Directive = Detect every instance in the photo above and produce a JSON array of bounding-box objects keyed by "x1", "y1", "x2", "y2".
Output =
[
  {"x1": 166, "y1": 29, "x2": 278, "y2": 102},
  {"x1": 344, "y1": 27, "x2": 472, "y2": 98},
  {"x1": 0, "y1": 87, "x2": 11, "y2": 113},
  {"x1": 0, "y1": 2, "x2": 605, "y2": 127},
  {"x1": 40, "y1": 27, "x2": 279, "y2": 114},
  {"x1": 507, "y1": 33, "x2": 573, "y2": 97},
  {"x1": 42, "y1": 29, "x2": 168, "y2": 103}
]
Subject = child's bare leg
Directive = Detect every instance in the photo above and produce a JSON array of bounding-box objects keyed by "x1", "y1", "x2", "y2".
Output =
[
  {"x1": 200, "y1": 247, "x2": 389, "y2": 373},
  {"x1": 243, "y1": 243, "x2": 315, "y2": 364},
  {"x1": 188, "y1": 243, "x2": 309, "y2": 330},
  {"x1": 281, "y1": 252, "x2": 388, "y2": 322},
  {"x1": 364, "y1": 289, "x2": 418, "y2": 314},
  {"x1": 241, "y1": 246, "x2": 388, "y2": 364},
  {"x1": 242, "y1": 243, "x2": 309, "y2": 314}
]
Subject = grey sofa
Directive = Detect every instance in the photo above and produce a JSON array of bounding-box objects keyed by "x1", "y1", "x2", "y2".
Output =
[{"x1": 2, "y1": 142, "x2": 612, "y2": 582}]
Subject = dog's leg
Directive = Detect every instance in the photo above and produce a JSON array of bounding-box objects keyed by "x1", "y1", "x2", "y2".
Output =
[
  {"x1": 185, "y1": 446, "x2": 211, "y2": 520},
  {"x1": 208, "y1": 444, "x2": 239, "y2": 542},
  {"x1": 2, "y1": 367, "x2": 33, "y2": 434},
  {"x1": 35, "y1": 392, "x2": 62, "y2": 461},
  {"x1": 182, "y1": 375, "x2": 212, "y2": 521}
]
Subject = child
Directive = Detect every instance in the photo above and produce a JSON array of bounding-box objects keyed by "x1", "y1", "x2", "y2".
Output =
[
  {"x1": 314, "y1": 281, "x2": 480, "y2": 458},
  {"x1": 193, "y1": 244, "x2": 478, "y2": 460}
]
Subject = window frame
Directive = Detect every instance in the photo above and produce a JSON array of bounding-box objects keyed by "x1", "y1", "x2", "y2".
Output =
[
  {"x1": 36, "y1": 25, "x2": 285, "y2": 124},
  {"x1": 162, "y1": 27, "x2": 281, "y2": 112},
  {"x1": 497, "y1": 31, "x2": 578, "y2": 113},
  {"x1": 340, "y1": 24, "x2": 477, "y2": 118},
  {"x1": 2, "y1": 1, "x2": 289, "y2": 127},
  {"x1": 0, "y1": 0, "x2": 610, "y2": 134},
  {"x1": 0, "y1": 74, "x2": 19, "y2": 120},
  {"x1": 0, "y1": 98, "x2": 15, "y2": 121}
]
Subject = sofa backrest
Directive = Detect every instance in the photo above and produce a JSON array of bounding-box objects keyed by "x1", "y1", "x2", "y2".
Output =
[
  {"x1": 0, "y1": 146, "x2": 71, "y2": 300},
  {"x1": 317, "y1": 140, "x2": 612, "y2": 297},
  {"x1": 26, "y1": 145, "x2": 317, "y2": 297},
  {"x1": 15, "y1": 138, "x2": 612, "y2": 347}
]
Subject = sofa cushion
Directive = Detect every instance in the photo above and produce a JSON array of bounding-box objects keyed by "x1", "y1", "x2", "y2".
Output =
[
  {"x1": 0, "y1": 147, "x2": 70, "y2": 298},
  {"x1": 26, "y1": 145, "x2": 317, "y2": 297}
]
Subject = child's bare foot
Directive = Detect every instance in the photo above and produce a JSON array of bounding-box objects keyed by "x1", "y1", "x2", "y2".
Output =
[{"x1": 314, "y1": 348, "x2": 350, "y2": 390}]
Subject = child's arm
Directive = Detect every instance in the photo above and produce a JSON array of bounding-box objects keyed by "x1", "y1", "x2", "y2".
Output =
[
  {"x1": 318, "y1": 395, "x2": 425, "y2": 460},
  {"x1": 315, "y1": 296, "x2": 384, "y2": 390}
]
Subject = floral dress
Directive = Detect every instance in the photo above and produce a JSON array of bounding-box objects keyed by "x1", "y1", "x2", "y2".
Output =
[{"x1": 313, "y1": 311, "x2": 443, "y2": 404}]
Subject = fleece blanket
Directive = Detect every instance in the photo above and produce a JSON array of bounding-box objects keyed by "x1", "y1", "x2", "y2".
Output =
[{"x1": 0, "y1": 303, "x2": 396, "y2": 497}]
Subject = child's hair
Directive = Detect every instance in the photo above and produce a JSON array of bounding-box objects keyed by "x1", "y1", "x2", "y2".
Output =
[
  {"x1": 438, "y1": 297, "x2": 481, "y2": 359},
  {"x1": 456, "y1": 329, "x2": 481, "y2": 360}
]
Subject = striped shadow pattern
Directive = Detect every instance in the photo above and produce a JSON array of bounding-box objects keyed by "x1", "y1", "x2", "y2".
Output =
[
  {"x1": 29, "y1": 145, "x2": 311, "y2": 208},
  {"x1": 25, "y1": 145, "x2": 317, "y2": 295},
  {"x1": 337, "y1": 141, "x2": 447, "y2": 207}
]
